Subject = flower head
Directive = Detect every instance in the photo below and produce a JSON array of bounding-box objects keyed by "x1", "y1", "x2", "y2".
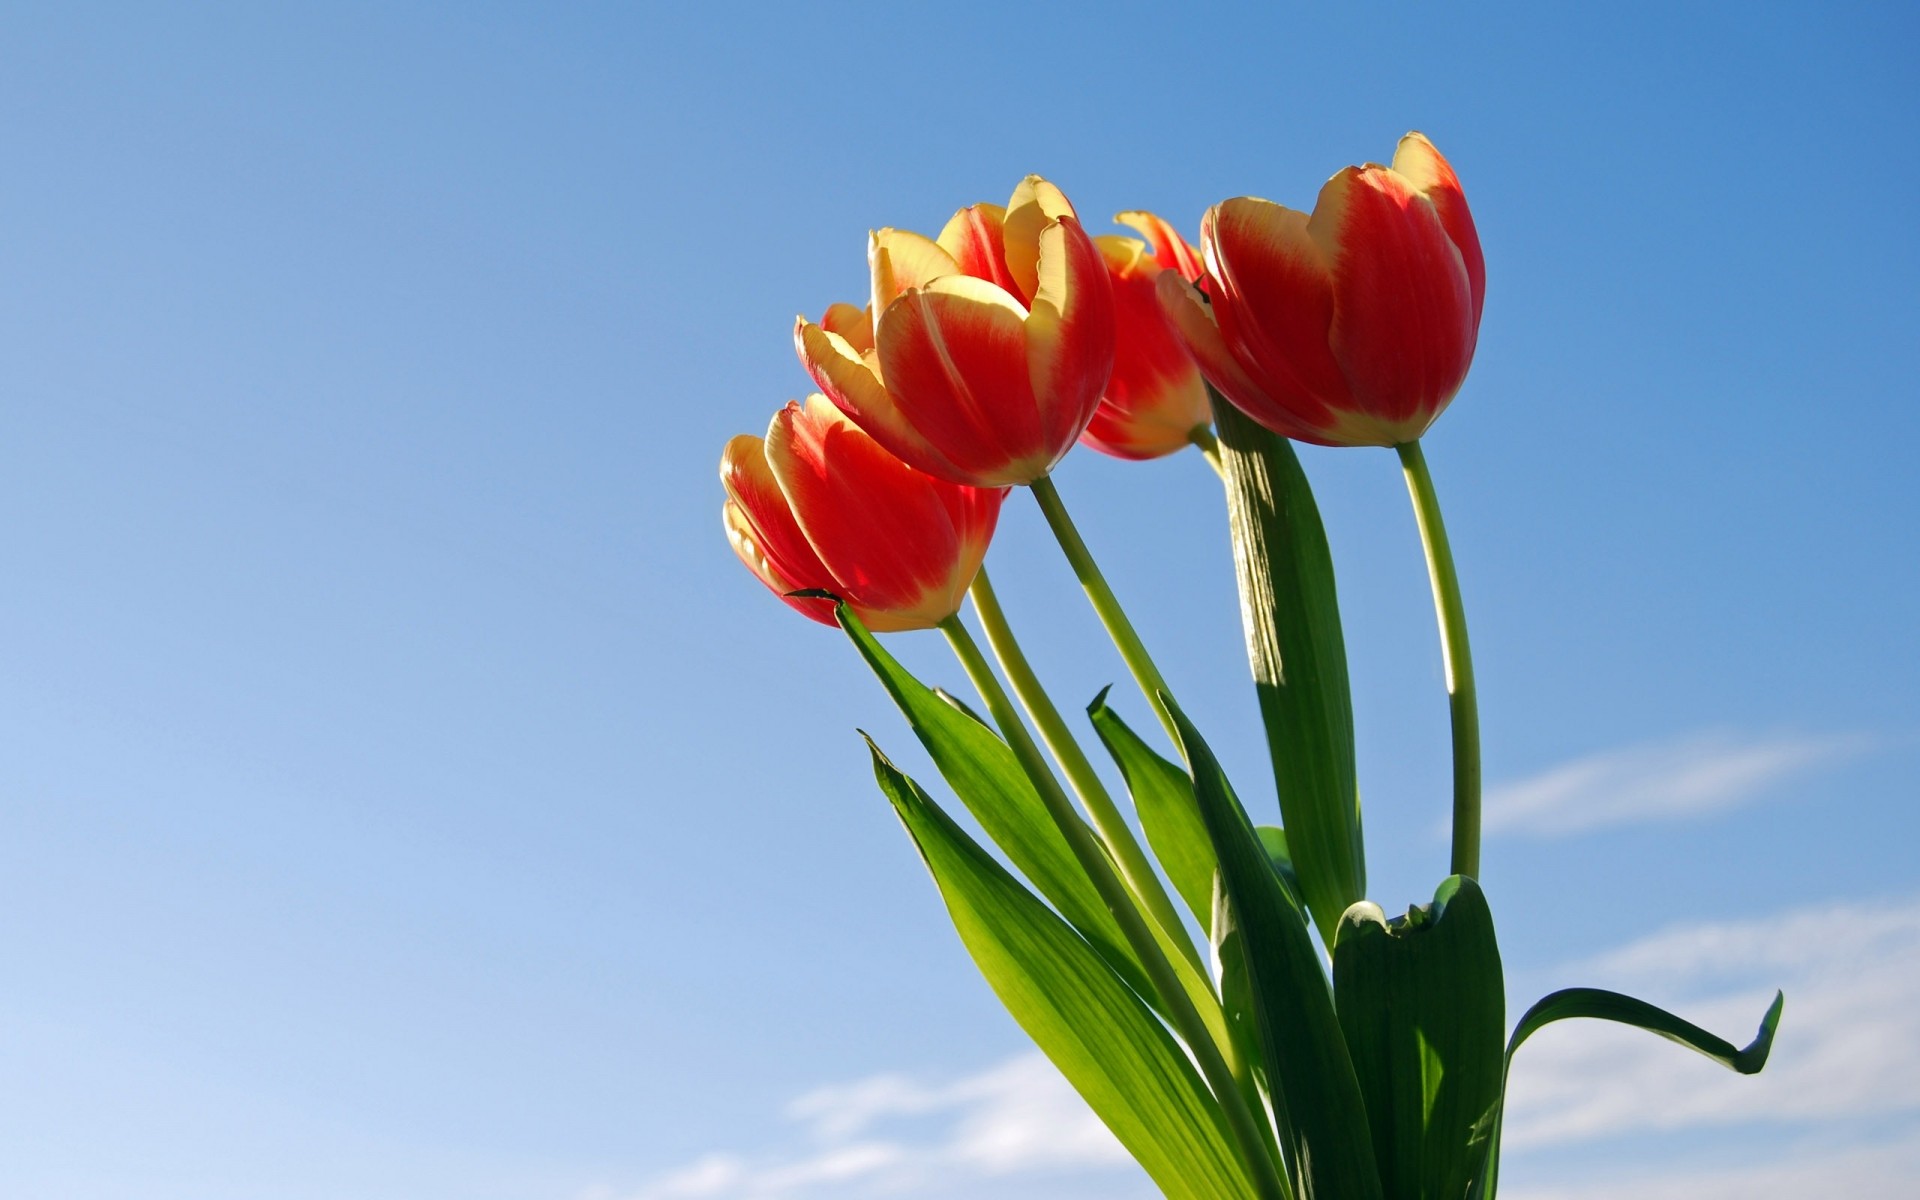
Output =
[
  {"x1": 795, "y1": 176, "x2": 1116, "y2": 487},
  {"x1": 1161, "y1": 133, "x2": 1484, "y2": 447},
  {"x1": 721, "y1": 397, "x2": 1007, "y2": 632}
]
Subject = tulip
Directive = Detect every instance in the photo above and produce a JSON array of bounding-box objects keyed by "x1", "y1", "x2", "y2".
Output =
[
  {"x1": 795, "y1": 175, "x2": 1116, "y2": 488},
  {"x1": 721, "y1": 396, "x2": 1007, "y2": 632},
  {"x1": 799, "y1": 180, "x2": 1179, "y2": 769},
  {"x1": 1079, "y1": 215, "x2": 1214, "y2": 461},
  {"x1": 1159, "y1": 132, "x2": 1484, "y2": 447}
]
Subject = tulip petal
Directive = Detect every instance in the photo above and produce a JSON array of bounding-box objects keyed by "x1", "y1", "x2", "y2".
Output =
[
  {"x1": 1315, "y1": 165, "x2": 1475, "y2": 431},
  {"x1": 1003, "y1": 175, "x2": 1077, "y2": 305},
  {"x1": 1082, "y1": 255, "x2": 1210, "y2": 460},
  {"x1": 721, "y1": 433, "x2": 840, "y2": 625},
  {"x1": 766, "y1": 398, "x2": 976, "y2": 632},
  {"x1": 1390, "y1": 132, "x2": 1485, "y2": 333},
  {"x1": 870, "y1": 227, "x2": 962, "y2": 315},
  {"x1": 1156, "y1": 271, "x2": 1326, "y2": 443},
  {"x1": 723, "y1": 501, "x2": 839, "y2": 626},
  {"x1": 1207, "y1": 197, "x2": 1354, "y2": 415},
  {"x1": 875, "y1": 275, "x2": 1051, "y2": 487},
  {"x1": 937, "y1": 203, "x2": 1021, "y2": 297},
  {"x1": 821, "y1": 301, "x2": 875, "y2": 355},
  {"x1": 932, "y1": 479, "x2": 1009, "y2": 594},
  {"x1": 1095, "y1": 233, "x2": 1148, "y2": 275},
  {"x1": 1116, "y1": 210, "x2": 1204, "y2": 283},
  {"x1": 1025, "y1": 216, "x2": 1115, "y2": 466},
  {"x1": 795, "y1": 315, "x2": 969, "y2": 483}
]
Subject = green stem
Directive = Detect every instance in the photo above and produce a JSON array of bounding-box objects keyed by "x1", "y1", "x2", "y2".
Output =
[
  {"x1": 1028, "y1": 474, "x2": 1181, "y2": 747},
  {"x1": 1396, "y1": 440, "x2": 1481, "y2": 880},
  {"x1": 940, "y1": 616, "x2": 1289, "y2": 1200},
  {"x1": 968, "y1": 567, "x2": 1204, "y2": 976},
  {"x1": 1189, "y1": 424, "x2": 1226, "y2": 479}
]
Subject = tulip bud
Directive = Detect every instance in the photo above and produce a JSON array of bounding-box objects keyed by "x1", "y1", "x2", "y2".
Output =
[
  {"x1": 1162, "y1": 133, "x2": 1485, "y2": 447},
  {"x1": 720, "y1": 397, "x2": 1007, "y2": 632}
]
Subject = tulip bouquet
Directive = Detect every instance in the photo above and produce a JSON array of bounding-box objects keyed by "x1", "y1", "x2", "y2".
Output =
[{"x1": 721, "y1": 136, "x2": 1782, "y2": 1199}]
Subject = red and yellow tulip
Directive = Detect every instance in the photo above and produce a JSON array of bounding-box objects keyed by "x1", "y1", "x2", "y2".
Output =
[
  {"x1": 721, "y1": 397, "x2": 1007, "y2": 632},
  {"x1": 795, "y1": 176, "x2": 1116, "y2": 488},
  {"x1": 1080, "y1": 213, "x2": 1214, "y2": 461},
  {"x1": 1160, "y1": 133, "x2": 1485, "y2": 447}
]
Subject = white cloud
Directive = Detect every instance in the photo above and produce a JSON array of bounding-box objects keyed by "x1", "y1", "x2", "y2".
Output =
[
  {"x1": 1481, "y1": 729, "x2": 1870, "y2": 836},
  {"x1": 1502, "y1": 1135, "x2": 1920, "y2": 1200},
  {"x1": 612, "y1": 894, "x2": 1920, "y2": 1199},
  {"x1": 1504, "y1": 895, "x2": 1920, "y2": 1147},
  {"x1": 613, "y1": 1054, "x2": 1134, "y2": 1200}
]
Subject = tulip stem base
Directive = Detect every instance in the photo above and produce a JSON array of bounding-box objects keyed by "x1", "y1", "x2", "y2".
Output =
[
  {"x1": 937, "y1": 614, "x2": 1290, "y2": 1200},
  {"x1": 1397, "y1": 440, "x2": 1482, "y2": 880},
  {"x1": 968, "y1": 567, "x2": 1203, "y2": 976},
  {"x1": 1028, "y1": 474, "x2": 1181, "y2": 747}
]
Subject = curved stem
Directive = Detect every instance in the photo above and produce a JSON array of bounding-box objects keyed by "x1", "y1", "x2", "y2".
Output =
[
  {"x1": 1028, "y1": 474, "x2": 1180, "y2": 747},
  {"x1": 1397, "y1": 440, "x2": 1482, "y2": 880},
  {"x1": 1189, "y1": 424, "x2": 1226, "y2": 479},
  {"x1": 939, "y1": 615, "x2": 1289, "y2": 1200},
  {"x1": 968, "y1": 567, "x2": 1203, "y2": 975}
]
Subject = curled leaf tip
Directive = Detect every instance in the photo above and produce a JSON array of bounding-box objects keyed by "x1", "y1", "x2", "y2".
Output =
[{"x1": 1736, "y1": 991, "x2": 1786, "y2": 1075}]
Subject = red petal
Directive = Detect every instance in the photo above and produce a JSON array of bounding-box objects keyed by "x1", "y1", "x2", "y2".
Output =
[
  {"x1": 1392, "y1": 133, "x2": 1484, "y2": 334},
  {"x1": 1205, "y1": 197, "x2": 1354, "y2": 414},
  {"x1": 1025, "y1": 215, "x2": 1115, "y2": 468},
  {"x1": 795, "y1": 315, "x2": 968, "y2": 482},
  {"x1": 720, "y1": 434, "x2": 840, "y2": 624},
  {"x1": 1156, "y1": 271, "x2": 1332, "y2": 443},
  {"x1": 723, "y1": 501, "x2": 839, "y2": 626},
  {"x1": 1082, "y1": 256, "x2": 1210, "y2": 460},
  {"x1": 1319, "y1": 165, "x2": 1476, "y2": 432},
  {"x1": 1116, "y1": 210, "x2": 1205, "y2": 283},
  {"x1": 937, "y1": 203, "x2": 1021, "y2": 297},
  {"x1": 766, "y1": 398, "x2": 989, "y2": 631},
  {"x1": 874, "y1": 277, "x2": 1051, "y2": 487}
]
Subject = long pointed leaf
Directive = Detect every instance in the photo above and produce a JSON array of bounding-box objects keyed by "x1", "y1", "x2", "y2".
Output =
[
  {"x1": 836, "y1": 607, "x2": 1151, "y2": 1003},
  {"x1": 1089, "y1": 687, "x2": 1216, "y2": 935},
  {"x1": 1213, "y1": 395, "x2": 1363, "y2": 947},
  {"x1": 1333, "y1": 877, "x2": 1505, "y2": 1200},
  {"x1": 1170, "y1": 694, "x2": 1384, "y2": 1200},
  {"x1": 1466, "y1": 988, "x2": 1784, "y2": 1199},
  {"x1": 869, "y1": 742, "x2": 1258, "y2": 1200},
  {"x1": 1255, "y1": 826, "x2": 1304, "y2": 909}
]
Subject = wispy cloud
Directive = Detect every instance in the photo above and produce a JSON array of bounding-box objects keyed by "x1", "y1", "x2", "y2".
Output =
[
  {"x1": 1481, "y1": 729, "x2": 1871, "y2": 837},
  {"x1": 613, "y1": 893, "x2": 1920, "y2": 1199},
  {"x1": 1502, "y1": 1134, "x2": 1920, "y2": 1200},
  {"x1": 607, "y1": 1054, "x2": 1137, "y2": 1200},
  {"x1": 1504, "y1": 894, "x2": 1920, "y2": 1147}
]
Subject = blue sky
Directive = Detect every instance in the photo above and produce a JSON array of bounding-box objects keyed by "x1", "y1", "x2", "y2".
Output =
[{"x1": 1, "y1": 2, "x2": 1915, "y2": 1197}]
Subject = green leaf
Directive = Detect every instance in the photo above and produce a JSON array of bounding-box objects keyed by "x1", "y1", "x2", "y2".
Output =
[
  {"x1": 1213, "y1": 395, "x2": 1364, "y2": 947},
  {"x1": 1255, "y1": 826, "x2": 1304, "y2": 910},
  {"x1": 869, "y1": 742, "x2": 1259, "y2": 1200},
  {"x1": 1333, "y1": 877, "x2": 1505, "y2": 1200},
  {"x1": 1083, "y1": 691, "x2": 1256, "y2": 1072},
  {"x1": 1466, "y1": 988, "x2": 1784, "y2": 1199},
  {"x1": 1088, "y1": 687, "x2": 1216, "y2": 935},
  {"x1": 836, "y1": 606, "x2": 1151, "y2": 1003},
  {"x1": 933, "y1": 687, "x2": 992, "y2": 729},
  {"x1": 1170, "y1": 693, "x2": 1383, "y2": 1200}
]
